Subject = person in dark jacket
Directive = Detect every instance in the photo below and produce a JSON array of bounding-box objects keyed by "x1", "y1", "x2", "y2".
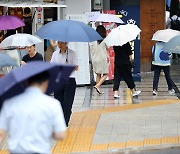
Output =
[{"x1": 113, "y1": 42, "x2": 141, "y2": 99}]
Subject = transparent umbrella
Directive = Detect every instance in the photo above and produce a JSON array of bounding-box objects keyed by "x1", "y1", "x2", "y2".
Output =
[
  {"x1": 0, "y1": 33, "x2": 42, "y2": 48},
  {"x1": 163, "y1": 35, "x2": 180, "y2": 54}
]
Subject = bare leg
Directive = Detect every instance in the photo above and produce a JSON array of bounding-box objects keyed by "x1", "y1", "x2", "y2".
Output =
[
  {"x1": 96, "y1": 73, "x2": 101, "y2": 85},
  {"x1": 94, "y1": 74, "x2": 108, "y2": 94},
  {"x1": 96, "y1": 74, "x2": 108, "y2": 89}
]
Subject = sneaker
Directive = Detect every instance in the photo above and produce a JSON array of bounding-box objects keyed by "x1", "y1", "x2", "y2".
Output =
[
  {"x1": 132, "y1": 90, "x2": 141, "y2": 97},
  {"x1": 114, "y1": 94, "x2": 120, "y2": 99},
  {"x1": 153, "y1": 90, "x2": 157, "y2": 96},
  {"x1": 169, "y1": 89, "x2": 175, "y2": 95}
]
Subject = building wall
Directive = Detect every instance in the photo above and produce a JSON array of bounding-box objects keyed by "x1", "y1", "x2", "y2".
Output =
[
  {"x1": 140, "y1": 0, "x2": 165, "y2": 60},
  {"x1": 66, "y1": 0, "x2": 91, "y2": 14},
  {"x1": 110, "y1": 0, "x2": 165, "y2": 60}
]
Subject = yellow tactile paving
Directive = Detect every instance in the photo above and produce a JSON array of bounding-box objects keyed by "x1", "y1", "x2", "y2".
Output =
[
  {"x1": 126, "y1": 140, "x2": 144, "y2": 147},
  {"x1": 126, "y1": 89, "x2": 133, "y2": 104},
  {"x1": 144, "y1": 138, "x2": 162, "y2": 145},
  {"x1": 162, "y1": 137, "x2": 179, "y2": 144},
  {"x1": 108, "y1": 142, "x2": 126, "y2": 149},
  {"x1": 90, "y1": 144, "x2": 108, "y2": 151}
]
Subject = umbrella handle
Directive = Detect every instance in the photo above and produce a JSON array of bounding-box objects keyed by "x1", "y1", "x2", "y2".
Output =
[
  {"x1": 18, "y1": 48, "x2": 22, "y2": 67},
  {"x1": 55, "y1": 71, "x2": 62, "y2": 83}
]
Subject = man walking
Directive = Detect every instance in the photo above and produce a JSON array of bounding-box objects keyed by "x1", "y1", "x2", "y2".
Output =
[{"x1": 0, "y1": 71, "x2": 66, "y2": 154}]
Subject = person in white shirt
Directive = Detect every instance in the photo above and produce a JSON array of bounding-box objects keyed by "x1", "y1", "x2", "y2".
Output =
[
  {"x1": 0, "y1": 71, "x2": 66, "y2": 154},
  {"x1": 51, "y1": 41, "x2": 78, "y2": 127}
]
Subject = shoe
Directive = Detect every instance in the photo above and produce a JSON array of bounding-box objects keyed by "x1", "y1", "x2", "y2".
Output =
[
  {"x1": 100, "y1": 91, "x2": 104, "y2": 94},
  {"x1": 169, "y1": 89, "x2": 175, "y2": 95},
  {"x1": 94, "y1": 86, "x2": 104, "y2": 94},
  {"x1": 153, "y1": 90, "x2": 157, "y2": 96},
  {"x1": 114, "y1": 94, "x2": 120, "y2": 99},
  {"x1": 132, "y1": 90, "x2": 141, "y2": 97}
]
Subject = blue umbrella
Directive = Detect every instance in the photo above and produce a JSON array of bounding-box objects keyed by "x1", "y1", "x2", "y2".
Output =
[
  {"x1": 0, "y1": 61, "x2": 75, "y2": 105},
  {"x1": 0, "y1": 53, "x2": 17, "y2": 66},
  {"x1": 163, "y1": 35, "x2": 180, "y2": 54},
  {"x1": 35, "y1": 20, "x2": 102, "y2": 42}
]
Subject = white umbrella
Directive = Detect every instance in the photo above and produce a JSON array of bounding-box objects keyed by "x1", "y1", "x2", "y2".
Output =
[
  {"x1": 104, "y1": 24, "x2": 141, "y2": 46},
  {"x1": 163, "y1": 35, "x2": 180, "y2": 54},
  {"x1": 88, "y1": 13, "x2": 124, "y2": 24},
  {"x1": 152, "y1": 29, "x2": 180, "y2": 42},
  {"x1": 0, "y1": 33, "x2": 42, "y2": 48}
]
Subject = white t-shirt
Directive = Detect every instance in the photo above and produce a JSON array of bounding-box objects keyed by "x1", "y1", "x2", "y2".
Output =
[
  {"x1": 50, "y1": 48, "x2": 78, "y2": 78},
  {"x1": 0, "y1": 87, "x2": 66, "y2": 154}
]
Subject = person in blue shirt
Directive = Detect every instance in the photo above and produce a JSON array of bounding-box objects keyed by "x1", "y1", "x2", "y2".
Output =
[{"x1": 152, "y1": 41, "x2": 175, "y2": 95}]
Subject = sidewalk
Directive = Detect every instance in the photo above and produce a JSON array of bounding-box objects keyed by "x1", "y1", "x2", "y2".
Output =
[{"x1": 0, "y1": 60, "x2": 180, "y2": 154}]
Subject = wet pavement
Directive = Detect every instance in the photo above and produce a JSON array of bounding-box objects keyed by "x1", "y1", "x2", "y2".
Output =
[{"x1": 0, "y1": 59, "x2": 180, "y2": 154}]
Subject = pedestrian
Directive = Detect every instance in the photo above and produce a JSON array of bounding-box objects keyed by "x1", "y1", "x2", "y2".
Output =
[
  {"x1": 113, "y1": 42, "x2": 141, "y2": 99},
  {"x1": 21, "y1": 44, "x2": 43, "y2": 65},
  {"x1": 45, "y1": 40, "x2": 58, "y2": 62},
  {"x1": 51, "y1": 41, "x2": 78, "y2": 126},
  {"x1": 152, "y1": 41, "x2": 175, "y2": 96},
  {"x1": 0, "y1": 71, "x2": 66, "y2": 154},
  {"x1": 90, "y1": 25, "x2": 109, "y2": 94}
]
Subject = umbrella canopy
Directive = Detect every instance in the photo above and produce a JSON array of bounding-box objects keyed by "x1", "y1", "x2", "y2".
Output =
[
  {"x1": 0, "y1": 61, "x2": 75, "y2": 105},
  {"x1": 35, "y1": 20, "x2": 102, "y2": 42},
  {"x1": 152, "y1": 29, "x2": 180, "y2": 42},
  {"x1": 104, "y1": 24, "x2": 141, "y2": 46},
  {"x1": 0, "y1": 33, "x2": 42, "y2": 48},
  {"x1": 88, "y1": 13, "x2": 124, "y2": 24},
  {"x1": 0, "y1": 53, "x2": 17, "y2": 66},
  {"x1": 0, "y1": 15, "x2": 25, "y2": 30},
  {"x1": 163, "y1": 35, "x2": 180, "y2": 54}
]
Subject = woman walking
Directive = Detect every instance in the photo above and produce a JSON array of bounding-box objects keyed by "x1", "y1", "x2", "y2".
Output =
[{"x1": 91, "y1": 25, "x2": 109, "y2": 94}]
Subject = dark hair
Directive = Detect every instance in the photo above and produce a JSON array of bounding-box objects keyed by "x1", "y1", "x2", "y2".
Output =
[
  {"x1": 0, "y1": 32, "x2": 3, "y2": 36},
  {"x1": 96, "y1": 25, "x2": 106, "y2": 44},
  {"x1": 24, "y1": 7, "x2": 31, "y2": 15},
  {"x1": 28, "y1": 71, "x2": 49, "y2": 85}
]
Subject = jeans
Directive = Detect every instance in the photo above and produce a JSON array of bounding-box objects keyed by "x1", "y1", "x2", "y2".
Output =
[{"x1": 153, "y1": 65, "x2": 173, "y2": 90}]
